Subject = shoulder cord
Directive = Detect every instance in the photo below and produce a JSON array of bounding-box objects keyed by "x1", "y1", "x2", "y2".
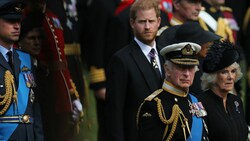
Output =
[
  {"x1": 217, "y1": 18, "x2": 234, "y2": 43},
  {"x1": 198, "y1": 17, "x2": 234, "y2": 43},
  {"x1": 154, "y1": 97, "x2": 191, "y2": 141},
  {"x1": 0, "y1": 71, "x2": 17, "y2": 115}
]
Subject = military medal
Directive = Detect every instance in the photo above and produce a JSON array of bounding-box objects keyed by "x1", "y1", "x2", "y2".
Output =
[
  {"x1": 194, "y1": 102, "x2": 207, "y2": 117},
  {"x1": 189, "y1": 102, "x2": 196, "y2": 116},
  {"x1": 29, "y1": 89, "x2": 35, "y2": 103},
  {"x1": 24, "y1": 73, "x2": 31, "y2": 87},
  {"x1": 189, "y1": 101, "x2": 207, "y2": 117},
  {"x1": 22, "y1": 66, "x2": 36, "y2": 87}
]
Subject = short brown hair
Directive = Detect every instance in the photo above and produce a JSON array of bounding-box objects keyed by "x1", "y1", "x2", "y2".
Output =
[{"x1": 130, "y1": 0, "x2": 160, "y2": 20}]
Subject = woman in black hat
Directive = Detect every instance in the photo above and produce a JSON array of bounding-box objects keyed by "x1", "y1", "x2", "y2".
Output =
[{"x1": 198, "y1": 40, "x2": 248, "y2": 141}]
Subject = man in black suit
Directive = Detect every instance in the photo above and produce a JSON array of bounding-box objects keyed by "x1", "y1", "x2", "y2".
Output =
[{"x1": 105, "y1": 0, "x2": 164, "y2": 141}]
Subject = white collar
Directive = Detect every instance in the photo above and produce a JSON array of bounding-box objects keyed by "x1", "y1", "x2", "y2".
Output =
[{"x1": 134, "y1": 37, "x2": 158, "y2": 56}]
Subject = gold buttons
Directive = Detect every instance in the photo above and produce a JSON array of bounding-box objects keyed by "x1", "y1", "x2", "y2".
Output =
[{"x1": 22, "y1": 115, "x2": 30, "y2": 123}]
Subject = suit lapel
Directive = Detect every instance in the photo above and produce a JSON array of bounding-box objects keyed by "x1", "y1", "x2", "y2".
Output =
[
  {"x1": 130, "y1": 41, "x2": 161, "y2": 92},
  {"x1": 0, "y1": 53, "x2": 11, "y2": 70},
  {"x1": 0, "y1": 50, "x2": 20, "y2": 87}
]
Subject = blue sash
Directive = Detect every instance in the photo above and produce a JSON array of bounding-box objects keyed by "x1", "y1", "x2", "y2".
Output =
[
  {"x1": 0, "y1": 51, "x2": 31, "y2": 140},
  {"x1": 187, "y1": 94, "x2": 203, "y2": 141}
]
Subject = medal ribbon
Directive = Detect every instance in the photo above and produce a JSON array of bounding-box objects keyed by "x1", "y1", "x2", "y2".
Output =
[{"x1": 187, "y1": 94, "x2": 203, "y2": 141}]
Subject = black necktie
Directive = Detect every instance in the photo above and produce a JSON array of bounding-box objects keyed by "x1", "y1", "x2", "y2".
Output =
[
  {"x1": 149, "y1": 49, "x2": 162, "y2": 81},
  {"x1": 7, "y1": 51, "x2": 14, "y2": 70}
]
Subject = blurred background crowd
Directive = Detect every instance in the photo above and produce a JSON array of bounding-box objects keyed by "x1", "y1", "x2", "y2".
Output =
[{"x1": 18, "y1": 0, "x2": 250, "y2": 141}]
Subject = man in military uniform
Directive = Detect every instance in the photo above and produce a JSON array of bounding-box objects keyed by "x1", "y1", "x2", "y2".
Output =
[
  {"x1": 0, "y1": 0, "x2": 44, "y2": 140},
  {"x1": 156, "y1": 0, "x2": 202, "y2": 37},
  {"x1": 169, "y1": 0, "x2": 201, "y2": 26},
  {"x1": 137, "y1": 42, "x2": 208, "y2": 141},
  {"x1": 198, "y1": 0, "x2": 239, "y2": 43},
  {"x1": 23, "y1": 1, "x2": 83, "y2": 141},
  {"x1": 85, "y1": 1, "x2": 118, "y2": 140},
  {"x1": 46, "y1": 0, "x2": 86, "y2": 106},
  {"x1": 157, "y1": 21, "x2": 222, "y2": 96}
]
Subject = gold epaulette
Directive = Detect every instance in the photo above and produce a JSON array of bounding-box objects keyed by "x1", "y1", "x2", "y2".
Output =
[
  {"x1": 136, "y1": 89, "x2": 163, "y2": 128},
  {"x1": 145, "y1": 89, "x2": 163, "y2": 101},
  {"x1": 157, "y1": 26, "x2": 168, "y2": 36},
  {"x1": 220, "y1": 6, "x2": 232, "y2": 12},
  {"x1": 89, "y1": 66, "x2": 106, "y2": 84}
]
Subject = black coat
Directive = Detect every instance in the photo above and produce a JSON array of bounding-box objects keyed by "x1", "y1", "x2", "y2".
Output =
[
  {"x1": 85, "y1": 0, "x2": 170, "y2": 90},
  {"x1": 105, "y1": 40, "x2": 165, "y2": 141},
  {"x1": 197, "y1": 90, "x2": 248, "y2": 141}
]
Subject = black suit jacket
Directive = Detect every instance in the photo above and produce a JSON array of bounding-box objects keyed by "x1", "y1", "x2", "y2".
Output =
[
  {"x1": 105, "y1": 40, "x2": 165, "y2": 141},
  {"x1": 85, "y1": 0, "x2": 170, "y2": 90}
]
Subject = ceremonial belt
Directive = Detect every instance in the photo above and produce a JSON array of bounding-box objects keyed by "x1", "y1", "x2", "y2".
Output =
[
  {"x1": 0, "y1": 115, "x2": 33, "y2": 124},
  {"x1": 64, "y1": 43, "x2": 81, "y2": 56}
]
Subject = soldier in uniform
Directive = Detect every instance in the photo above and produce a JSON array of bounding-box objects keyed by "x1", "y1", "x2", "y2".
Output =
[
  {"x1": 198, "y1": 0, "x2": 239, "y2": 43},
  {"x1": 23, "y1": 0, "x2": 83, "y2": 141},
  {"x1": 137, "y1": 42, "x2": 209, "y2": 141},
  {"x1": 46, "y1": 0, "x2": 86, "y2": 106},
  {"x1": 85, "y1": 1, "x2": 118, "y2": 140},
  {"x1": 159, "y1": 0, "x2": 173, "y2": 19},
  {"x1": 0, "y1": 0, "x2": 44, "y2": 141},
  {"x1": 169, "y1": 0, "x2": 201, "y2": 26},
  {"x1": 156, "y1": 0, "x2": 202, "y2": 38},
  {"x1": 157, "y1": 22, "x2": 222, "y2": 96}
]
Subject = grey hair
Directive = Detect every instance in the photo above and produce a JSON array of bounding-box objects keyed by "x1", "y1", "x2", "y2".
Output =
[
  {"x1": 201, "y1": 62, "x2": 242, "y2": 91},
  {"x1": 164, "y1": 60, "x2": 199, "y2": 79}
]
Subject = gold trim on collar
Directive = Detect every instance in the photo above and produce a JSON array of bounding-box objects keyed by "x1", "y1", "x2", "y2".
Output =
[{"x1": 162, "y1": 80, "x2": 188, "y2": 97}]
